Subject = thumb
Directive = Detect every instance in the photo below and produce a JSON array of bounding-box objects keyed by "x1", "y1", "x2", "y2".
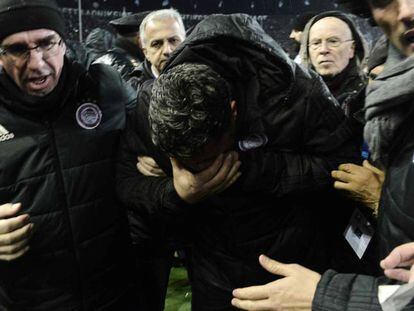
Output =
[
  {"x1": 259, "y1": 254, "x2": 294, "y2": 277},
  {"x1": 170, "y1": 157, "x2": 182, "y2": 172},
  {"x1": 0, "y1": 203, "x2": 21, "y2": 218},
  {"x1": 363, "y1": 160, "x2": 383, "y2": 176}
]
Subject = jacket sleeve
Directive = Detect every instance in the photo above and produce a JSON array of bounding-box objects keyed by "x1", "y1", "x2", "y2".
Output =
[
  {"x1": 238, "y1": 72, "x2": 361, "y2": 196},
  {"x1": 313, "y1": 270, "x2": 383, "y2": 311},
  {"x1": 116, "y1": 86, "x2": 187, "y2": 217}
]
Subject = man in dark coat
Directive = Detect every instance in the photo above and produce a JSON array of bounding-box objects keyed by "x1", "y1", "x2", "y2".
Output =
[
  {"x1": 232, "y1": 1, "x2": 414, "y2": 310},
  {"x1": 300, "y1": 11, "x2": 367, "y2": 118},
  {"x1": 129, "y1": 9, "x2": 186, "y2": 92},
  {"x1": 117, "y1": 13, "x2": 361, "y2": 310},
  {"x1": 93, "y1": 11, "x2": 150, "y2": 83},
  {"x1": 0, "y1": 0, "x2": 138, "y2": 309}
]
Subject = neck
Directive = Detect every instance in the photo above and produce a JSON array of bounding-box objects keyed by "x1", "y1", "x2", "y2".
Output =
[
  {"x1": 151, "y1": 64, "x2": 160, "y2": 78},
  {"x1": 321, "y1": 62, "x2": 354, "y2": 97}
]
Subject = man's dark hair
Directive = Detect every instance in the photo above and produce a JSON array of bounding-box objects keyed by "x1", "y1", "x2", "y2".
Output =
[
  {"x1": 149, "y1": 63, "x2": 232, "y2": 159},
  {"x1": 292, "y1": 11, "x2": 317, "y2": 31}
]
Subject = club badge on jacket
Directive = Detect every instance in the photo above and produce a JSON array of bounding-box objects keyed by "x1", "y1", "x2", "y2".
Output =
[{"x1": 76, "y1": 102, "x2": 102, "y2": 130}]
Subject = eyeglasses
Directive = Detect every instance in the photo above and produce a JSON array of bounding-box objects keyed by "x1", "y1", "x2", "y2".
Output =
[
  {"x1": 308, "y1": 38, "x2": 354, "y2": 50},
  {"x1": 0, "y1": 38, "x2": 63, "y2": 63}
]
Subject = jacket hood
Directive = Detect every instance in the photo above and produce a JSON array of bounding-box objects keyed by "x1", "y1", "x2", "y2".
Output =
[
  {"x1": 85, "y1": 28, "x2": 115, "y2": 54},
  {"x1": 160, "y1": 14, "x2": 297, "y2": 138},
  {"x1": 163, "y1": 14, "x2": 296, "y2": 87},
  {"x1": 299, "y1": 11, "x2": 368, "y2": 77}
]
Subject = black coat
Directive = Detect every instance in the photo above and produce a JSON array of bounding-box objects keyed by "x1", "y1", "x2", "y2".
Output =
[
  {"x1": 93, "y1": 37, "x2": 144, "y2": 83},
  {"x1": 117, "y1": 14, "x2": 361, "y2": 309},
  {"x1": 0, "y1": 60, "x2": 137, "y2": 310},
  {"x1": 129, "y1": 59, "x2": 155, "y2": 93},
  {"x1": 313, "y1": 45, "x2": 414, "y2": 311}
]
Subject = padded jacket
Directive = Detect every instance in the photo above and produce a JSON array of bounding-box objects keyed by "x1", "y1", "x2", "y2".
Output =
[
  {"x1": 0, "y1": 59, "x2": 136, "y2": 310},
  {"x1": 313, "y1": 45, "x2": 414, "y2": 311},
  {"x1": 117, "y1": 14, "x2": 362, "y2": 309}
]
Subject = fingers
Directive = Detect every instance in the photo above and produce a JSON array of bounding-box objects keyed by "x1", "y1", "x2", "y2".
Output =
[
  {"x1": 0, "y1": 222, "x2": 33, "y2": 246},
  {"x1": 383, "y1": 268, "x2": 411, "y2": 283},
  {"x1": 337, "y1": 163, "x2": 360, "y2": 174},
  {"x1": 381, "y1": 242, "x2": 414, "y2": 269},
  {"x1": 138, "y1": 156, "x2": 157, "y2": 167},
  {"x1": 137, "y1": 156, "x2": 166, "y2": 177},
  {"x1": 259, "y1": 255, "x2": 294, "y2": 277},
  {"x1": 0, "y1": 214, "x2": 31, "y2": 235},
  {"x1": 0, "y1": 246, "x2": 30, "y2": 261},
  {"x1": 0, "y1": 203, "x2": 33, "y2": 262},
  {"x1": 231, "y1": 297, "x2": 272, "y2": 310},
  {"x1": 170, "y1": 157, "x2": 181, "y2": 171},
  {"x1": 196, "y1": 154, "x2": 224, "y2": 181},
  {"x1": 233, "y1": 285, "x2": 269, "y2": 300},
  {"x1": 137, "y1": 162, "x2": 161, "y2": 177},
  {"x1": 0, "y1": 235, "x2": 30, "y2": 256},
  {"x1": 331, "y1": 170, "x2": 354, "y2": 183},
  {"x1": 208, "y1": 153, "x2": 241, "y2": 193},
  {"x1": 0, "y1": 203, "x2": 21, "y2": 219}
]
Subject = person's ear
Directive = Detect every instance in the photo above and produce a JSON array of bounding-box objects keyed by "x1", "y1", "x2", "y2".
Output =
[
  {"x1": 349, "y1": 41, "x2": 355, "y2": 59},
  {"x1": 230, "y1": 100, "x2": 237, "y2": 119},
  {"x1": 61, "y1": 42, "x2": 67, "y2": 54},
  {"x1": 136, "y1": 35, "x2": 143, "y2": 49}
]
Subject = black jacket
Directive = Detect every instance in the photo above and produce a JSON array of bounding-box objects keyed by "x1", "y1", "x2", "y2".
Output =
[
  {"x1": 313, "y1": 46, "x2": 414, "y2": 311},
  {"x1": 93, "y1": 37, "x2": 144, "y2": 83},
  {"x1": 129, "y1": 59, "x2": 155, "y2": 93},
  {"x1": 0, "y1": 59, "x2": 137, "y2": 310},
  {"x1": 117, "y1": 14, "x2": 361, "y2": 309}
]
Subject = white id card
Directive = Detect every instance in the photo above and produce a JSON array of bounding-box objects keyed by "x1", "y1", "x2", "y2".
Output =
[{"x1": 344, "y1": 209, "x2": 375, "y2": 259}]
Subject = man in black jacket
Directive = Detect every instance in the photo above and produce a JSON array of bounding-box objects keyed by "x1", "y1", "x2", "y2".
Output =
[
  {"x1": 117, "y1": 13, "x2": 361, "y2": 310},
  {"x1": 0, "y1": 0, "x2": 138, "y2": 309},
  {"x1": 129, "y1": 9, "x2": 186, "y2": 92},
  {"x1": 93, "y1": 11, "x2": 150, "y2": 83},
  {"x1": 300, "y1": 11, "x2": 367, "y2": 118},
  {"x1": 232, "y1": 1, "x2": 414, "y2": 310}
]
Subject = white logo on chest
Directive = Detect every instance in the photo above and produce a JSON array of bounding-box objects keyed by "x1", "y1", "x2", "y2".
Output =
[{"x1": 0, "y1": 124, "x2": 14, "y2": 142}]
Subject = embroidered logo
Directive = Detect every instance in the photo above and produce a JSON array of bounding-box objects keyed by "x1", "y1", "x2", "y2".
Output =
[
  {"x1": 238, "y1": 134, "x2": 268, "y2": 151},
  {"x1": 76, "y1": 103, "x2": 102, "y2": 130},
  {"x1": 0, "y1": 124, "x2": 15, "y2": 142}
]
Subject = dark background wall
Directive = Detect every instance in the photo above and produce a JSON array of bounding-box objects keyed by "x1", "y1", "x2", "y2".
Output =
[
  {"x1": 58, "y1": 0, "x2": 338, "y2": 15},
  {"x1": 58, "y1": 0, "x2": 381, "y2": 60}
]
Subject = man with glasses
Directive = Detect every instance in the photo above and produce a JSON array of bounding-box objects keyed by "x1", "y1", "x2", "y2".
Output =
[
  {"x1": 232, "y1": 1, "x2": 414, "y2": 310},
  {"x1": 300, "y1": 11, "x2": 368, "y2": 118},
  {"x1": 0, "y1": 0, "x2": 138, "y2": 309},
  {"x1": 301, "y1": 11, "x2": 383, "y2": 250}
]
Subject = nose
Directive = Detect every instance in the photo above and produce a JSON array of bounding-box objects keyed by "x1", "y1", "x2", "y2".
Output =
[
  {"x1": 289, "y1": 30, "x2": 295, "y2": 39},
  {"x1": 398, "y1": 0, "x2": 414, "y2": 23},
  {"x1": 318, "y1": 41, "x2": 330, "y2": 54},
  {"x1": 26, "y1": 49, "x2": 46, "y2": 70},
  {"x1": 163, "y1": 43, "x2": 173, "y2": 55}
]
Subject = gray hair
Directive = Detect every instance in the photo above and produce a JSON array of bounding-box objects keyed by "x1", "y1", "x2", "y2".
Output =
[{"x1": 139, "y1": 9, "x2": 185, "y2": 48}]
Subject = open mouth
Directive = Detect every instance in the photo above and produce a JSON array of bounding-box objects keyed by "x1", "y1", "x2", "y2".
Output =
[
  {"x1": 28, "y1": 76, "x2": 48, "y2": 85},
  {"x1": 25, "y1": 74, "x2": 51, "y2": 91},
  {"x1": 404, "y1": 30, "x2": 414, "y2": 44}
]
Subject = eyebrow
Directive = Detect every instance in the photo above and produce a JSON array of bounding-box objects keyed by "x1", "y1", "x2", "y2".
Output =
[{"x1": 4, "y1": 34, "x2": 58, "y2": 47}]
